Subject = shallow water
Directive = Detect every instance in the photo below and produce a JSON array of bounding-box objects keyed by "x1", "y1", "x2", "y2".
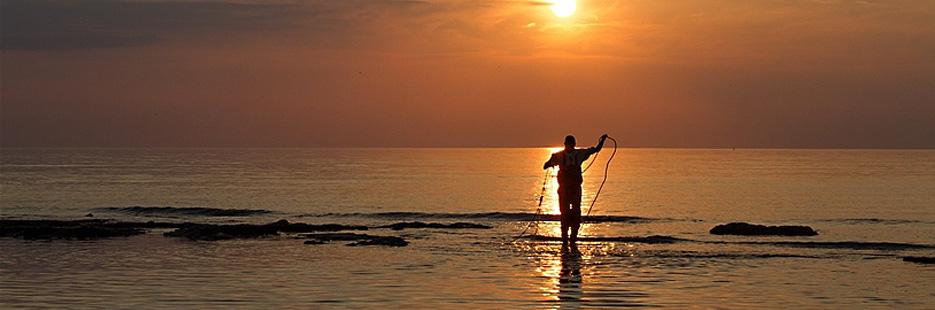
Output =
[{"x1": 2, "y1": 148, "x2": 934, "y2": 308}]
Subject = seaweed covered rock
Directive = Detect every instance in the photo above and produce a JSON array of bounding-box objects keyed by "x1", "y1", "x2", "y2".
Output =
[
  {"x1": 164, "y1": 223, "x2": 279, "y2": 241},
  {"x1": 903, "y1": 256, "x2": 935, "y2": 264},
  {"x1": 376, "y1": 221, "x2": 492, "y2": 230},
  {"x1": 710, "y1": 222, "x2": 818, "y2": 236},
  {"x1": 347, "y1": 236, "x2": 409, "y2": 247},
  {"x1": 266, "y1": 220, "x2": 369, "y2": 233},
  {"x1": 304, "y1": 233, "x2": 409, "y2": 247},
  {"x1": 0, "y1": 219, "x2": 145, "y2": 240},
  {"x1": 2, "y1": 219, "x2": 380, "y2": 242},
  {"x1": 163, "y1": 220, "x2": 371, "y2": 241},
  {"x1": 302, "y1": 233, "x2": 375, "y2": 241}
]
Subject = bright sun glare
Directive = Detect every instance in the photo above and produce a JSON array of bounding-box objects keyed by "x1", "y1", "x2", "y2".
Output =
[{"x1": 550, "y1": 0, "x2": 576, "y2": 18}]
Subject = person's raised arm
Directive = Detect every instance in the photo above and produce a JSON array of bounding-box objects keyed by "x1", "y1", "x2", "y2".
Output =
[{"x1": 590, "y1": 134, "x2": 608, "y2": 154}]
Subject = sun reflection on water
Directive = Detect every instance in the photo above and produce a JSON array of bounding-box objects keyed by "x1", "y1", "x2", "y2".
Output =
[
  {"x1": 518, "y1": 242, "x2": 623, "y2": 306},
  {"x1": 535, "y1": 249, "x2": 563, "y2": 300}
]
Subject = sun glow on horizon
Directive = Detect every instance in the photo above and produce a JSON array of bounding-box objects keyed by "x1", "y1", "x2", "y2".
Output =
[{"x1": 550, "y1": 0, "x2": 576, "y2": 18}]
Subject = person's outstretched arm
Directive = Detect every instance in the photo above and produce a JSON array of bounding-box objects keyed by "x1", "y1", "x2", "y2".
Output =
[{"x1": 589, "y1": 134, "x2": 608, "y2": 155}]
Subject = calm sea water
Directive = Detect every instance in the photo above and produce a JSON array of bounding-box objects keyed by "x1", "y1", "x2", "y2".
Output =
[{"x1": 2, "y1": 148, "x2": 934, "y2": 308}]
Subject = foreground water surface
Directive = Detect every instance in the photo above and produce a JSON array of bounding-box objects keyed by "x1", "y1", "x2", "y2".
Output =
[{"x1": 2, "y1": 148, "x2": 934, "y2": 308}]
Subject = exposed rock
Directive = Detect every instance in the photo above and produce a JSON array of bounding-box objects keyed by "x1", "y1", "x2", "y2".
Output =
[
  {"x1": 266, "y1": 219, "x2": 369, "y2": 233},
  {"x1": 303, "y1": 239, "x2": 327, "y2": 245},
  {"x1": 0, "y1": 219, "x2": 144, "y2": 240},
  {"x1": 2, "y1": 219, "x2": 386, "y2": 242},
  {"x1": 85, "y1": 213, "x2": 94, "y2": 217},
  {"x1": 266, "y1": 219, "x2": 290, "y2": 227},
  {"x1": 115, "y1": 220, "x2": 188, "y2": 229},
  {"x1": 163, "y1": 223, "x2": 279, "y2": 241},
  {"x1": 304, "y1": 233, "x2": 409, "y2": 247},
  {"x1": 303, "y1": 233, "x2": 380, "y2": 241},
  {"x1": 347, "y1": 236, "x2": 408, "y2": 247},
  {"x1": 376, "y1": 221, "x2": 492, "y2": 230},
  {"x1": 162, "y1": 220, "x2": 370, "y2": 241},
  {"x1": 710, "y1": 222, "x2": 818, "y2": 236},
  {"x1": 903, "y1": 256, "x2": 935, "y2": 264}
]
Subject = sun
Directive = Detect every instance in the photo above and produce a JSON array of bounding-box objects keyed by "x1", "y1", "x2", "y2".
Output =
[{"x1": 550, "y1": 0, "x2": 576, "y2": 18}]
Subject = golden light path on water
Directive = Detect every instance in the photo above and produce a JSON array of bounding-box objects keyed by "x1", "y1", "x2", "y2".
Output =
[{"x1": 519, "y1": 242, "x2": 624, "y2": 304}]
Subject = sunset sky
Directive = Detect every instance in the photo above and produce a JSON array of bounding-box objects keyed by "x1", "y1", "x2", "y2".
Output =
[{"x1": 2, "y1": 0, "x2": 933, "y2": 148}]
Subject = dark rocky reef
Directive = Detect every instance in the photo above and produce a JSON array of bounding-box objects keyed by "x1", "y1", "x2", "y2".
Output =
[
  {"x1": 164, "y1": 223, "x2": 280, "y2": 241},
  {"x1": 4, "y1": 219, "x2": 410, "y2": 245},
  {"x1": 164, "y1": 220, "x2": 369, "y2": 241},
  {"x1": 304, "y1": 233, "x2": 409, "y2": 247},
  {"x1": 903, "y1": 256, "x2": 935, "y2": 264},
  {"x1": 710, "y1": 222, "x2": 818, "y2": 236},
  {"x1": 265, "y1": 220, "x2": 368, "y2": 233},
  {"x1": 375, "y1": 221, "x2": 492, "y2": 230},
  {"x1": 348, "y1": 237, "x2": 408, "y2": 247},
  {"x1": 520, "y1": 234, "x2": 685, "y2": 244},
  {"x1": 0, "y1": 219, "x2": 153, "y2": 240}
]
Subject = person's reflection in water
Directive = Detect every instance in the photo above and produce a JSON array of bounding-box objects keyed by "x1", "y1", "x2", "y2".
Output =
[{"x1": 558, "y1": 243, "x2": 583, "y2": 309}]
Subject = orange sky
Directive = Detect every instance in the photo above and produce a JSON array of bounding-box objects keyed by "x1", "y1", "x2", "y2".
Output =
[{"x1": 2, "y1": 0, "x2": 934, "y2": 147}]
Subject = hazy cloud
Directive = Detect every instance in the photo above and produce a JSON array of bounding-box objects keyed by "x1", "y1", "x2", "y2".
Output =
[{"x1": 1, "y1": 0, "x2": 304, "y2": 50}]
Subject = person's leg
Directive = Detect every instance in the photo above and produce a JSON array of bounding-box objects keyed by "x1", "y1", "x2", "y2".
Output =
[
  {"x1": 558, "y1": 185, "x2": 569, "y2": 244},
  {"x1": 569, "y1": 185, "x2": 582, "y2": 245},
  {"x1": 569, "y1": 206, "x2": 580, "y2": 245}
]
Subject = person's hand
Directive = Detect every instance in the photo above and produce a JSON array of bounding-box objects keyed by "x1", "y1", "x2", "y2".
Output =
[{"x1": 601, "y1": 133, "x2": 608, "y2": 140}]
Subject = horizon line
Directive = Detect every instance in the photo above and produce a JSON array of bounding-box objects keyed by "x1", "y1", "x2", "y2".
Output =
[{"x1": 2, "y1": 146, "x2": 934, "y2": 150}]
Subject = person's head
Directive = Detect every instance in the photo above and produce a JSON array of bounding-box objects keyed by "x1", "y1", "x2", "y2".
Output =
[{"x1": 564, "y1": 135, "x2": 576, "y2": 151}]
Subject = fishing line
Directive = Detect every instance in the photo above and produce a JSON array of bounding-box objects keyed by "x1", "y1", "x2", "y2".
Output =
[{"x1": 513, "y1": 167, "x2": 551, "y2": 241}]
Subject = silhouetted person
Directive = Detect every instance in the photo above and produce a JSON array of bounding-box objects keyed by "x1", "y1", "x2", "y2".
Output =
[{"x1": 543, "y1": 134, "x2": 607, "y2": 245}]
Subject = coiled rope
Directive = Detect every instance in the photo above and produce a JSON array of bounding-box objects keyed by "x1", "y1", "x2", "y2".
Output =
[{"x1": 585, "y1": 136, "x2": 616, "y2": 216}]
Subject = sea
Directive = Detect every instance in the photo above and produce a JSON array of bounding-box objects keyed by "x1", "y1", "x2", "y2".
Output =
[{"x1": 1, "y1": 148, "x2": 934, "y2": 308}]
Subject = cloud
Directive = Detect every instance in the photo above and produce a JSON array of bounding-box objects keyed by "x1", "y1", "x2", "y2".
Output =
[
  {"x1": 0, "y1": 0, "x2": 609, "y2": 56},
  {"x1": 1, "y1": 0, "x2": 304, "y2": 50},
  {"x1": 4, "y1": 0, "x2": 935, "y2": 64}
]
